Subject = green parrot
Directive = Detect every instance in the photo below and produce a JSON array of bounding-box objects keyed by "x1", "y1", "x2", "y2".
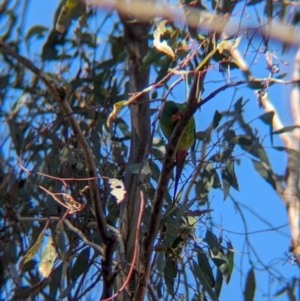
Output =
[{"x1": 160, "y1": 100, "x2": 196, "y2": 199}]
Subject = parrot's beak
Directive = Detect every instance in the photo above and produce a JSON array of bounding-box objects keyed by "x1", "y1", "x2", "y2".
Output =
[{"x1": 171, "y1": 111, "x2": 182, "y2": 121}]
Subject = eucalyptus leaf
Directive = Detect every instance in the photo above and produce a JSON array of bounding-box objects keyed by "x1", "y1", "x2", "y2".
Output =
[
  {"x1": 163, "y1": 256, "x2": 177, "y2": 295},
  {"x1": 251, "y1": 159, "x2": 276, "y2": 190},
  {"x1": 243, "y1": 268, "x2": 256, "y2": 301}
]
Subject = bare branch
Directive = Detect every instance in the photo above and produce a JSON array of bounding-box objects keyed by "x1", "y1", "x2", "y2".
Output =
[
  {"x1": 91, "y1": 0, "x2": 300, "y2": 45},
  {"x1": 64, "y1": 220, "x2": 103, "y2": 254},
  {"x1": 286, "y1": 47, "x2": 300, "y2": 262}
]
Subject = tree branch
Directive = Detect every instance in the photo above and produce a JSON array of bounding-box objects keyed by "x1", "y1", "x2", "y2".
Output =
[
  {"x1": 135, "y1": 1, "x2": 239, "y2": 298},
  {"x1": 0, "y1": 41, "x2": 115, "y2": 299},
  {"x1": 116, "y1": 3, "x2": 151, "y2": 300},
  {"x1": 286, "y1": 47, "x2": 300, "y2": 262},
  {"x1": 232, "y1": 44, "x2": 300, "y2": 263},
  {"x1": 91, "y1": 0, "x2": 300, "y2": 45}
]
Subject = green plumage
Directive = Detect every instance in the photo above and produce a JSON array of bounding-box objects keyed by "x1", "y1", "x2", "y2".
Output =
[{"x1": 160, "y1": 100, "x2": 196, "y2": 199}]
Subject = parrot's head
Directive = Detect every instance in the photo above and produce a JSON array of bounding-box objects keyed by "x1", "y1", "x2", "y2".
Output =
[
  {"x1": 171, "y1": 110, "x2": 182, "y2": 122},
  {"x1": 162, "y1": 101, "x2": 182, "y2": 124}
]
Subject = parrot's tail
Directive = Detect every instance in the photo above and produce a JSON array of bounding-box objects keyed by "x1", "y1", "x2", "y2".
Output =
[{"x1": 174, "y1": 150, "x2": 188, "y2": 201}]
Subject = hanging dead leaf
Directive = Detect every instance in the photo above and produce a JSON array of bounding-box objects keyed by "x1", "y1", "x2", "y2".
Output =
[
  {"x1": 39, "y1": 236, "x2": 57, "y2": 278},
  {"x1": 217, "y1": 36, "x2": 242, "y2": 54},
  {"x1": 107, "y1": 100, "x2": 128, "y2": 127},
  {"x1": 153, "y1": 21, "x2": 175, "y2": 58},
  {"x1": 39, "y1": 186, "x2": 85, "y2": 214},
  {"x1": 108, "y1": 178, "x2": 126, "y2": 203},
  {"x1": 19, "y1": 220, "x2": 49, "y2": 270}
]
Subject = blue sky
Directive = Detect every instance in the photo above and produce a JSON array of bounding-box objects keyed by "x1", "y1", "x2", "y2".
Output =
[{"x1": 8, "y1": 0, "x2": 299, "y2": 300}]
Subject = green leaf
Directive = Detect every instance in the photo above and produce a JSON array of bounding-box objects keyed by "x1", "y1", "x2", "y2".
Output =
[
  {"x1": 254, "y1": 145, "x2": 270, "y2": 164},
  {"x1": 275, "y1": 73, "x2": 288, "y2": 80},
  {"x1": 251, "y1": 159, "x2": 276, "y2": 190},
  {"x1": 221, "y1": 161, "x2": 239, "y2": 200},
  {"x1": 59, "y1": 282, "x2": 76, "y2": 300},
  {"x1": 142, "y1": 47, "x2": 163, "y2": 68},
  {"x1": 248, "y1": 81, "x2": 264, "y2": 90},
  {"x1": 213, "y1": 110, "x2": 222, "y2": 129},
  {"x1": 163, "y1": 205, "x2": 188, "y2": 247},
  {"x1": 224, "y1": 130, "x2": 236, "y2": 145},
  {"x1": 274, "y1": 280, "x2": 297, "y2": 298},
  {"x1": 7, "y1": 119, "x2": 27, "y2": 156},
  {"x1": 226, "y1": 241, "x2": 234, "y2": 284},
  {"x1": 56, "y1": 0, "x2": 86, "y2": 33},
  {"x1": 0, "y1": 75, "x2": 10, "y2": 90},
  {"x1": 77, "y1": 32, "x2": 95, "y2": 47},
  {"x1": 234, "y1": 97, "x2": 243, "y2": 112},
  {"x1": 196, "y1": 164, "x2": 215, "y2": 195},
  {"x1": 149, "y1": 159, "x2": 162, "y2": 182},
  {"x1": 192, "y1": 292, "x2": 208, "y2": 301},
  {"x1": 214, "y1": 269, "x2": 223, "y2": 297},
  {"x1": 164, "y1": 256, "x2": 177, "y2": 295},
  {"x1": 247, "y1": 0, "x2": 263, "y2": 5},
  {"x1": 196, "y1": 246, "x2": 215, "y2": 288},
  {"x1": 0, "y1": 259, "x2": 5, "y2": 288},
  {"x1": 273, "y1": 146, "x2": 300, "y2": 162},
  {"x1": 41, "y1": 30, "x2": 64, "y2": 61},
  {"x1": 127, "y1": 162, "x2": 152, "y2": 175},
  {"x1": 196, "y1": 47, "x2": 218, "y2": 71},
  {"x1": 205, "y1": 231, "x2": 228, "y2": 281},
  {"x1": 205, "y1": 230, "x2": 219, "y2": 254},
  {"x1": 292, "y1": 11, "x2": 300, "y2": 26},
  {"x1": 211, "y1": 0, "x2": 217, "y2": 9},
  {"x1": 273, "y1": 125, "x2": 300, "y2": 135},
  {"x1": 210, "y1": 251, "x2": 228, "y2": 282},
  {"x1": 243, "y1": 268, "x2": 256, "y2": 301},
  {"x1": 264, "y1": 0, "x2": 273, "y2": 18},
  {"x1": 49, "y1": 265, "x2": 61, "y2": 298},
  {"x1": 19, "y1": 224, "x2": 47, "y2": 269},
  {"x1": 236, "y1": 135, "x2": 253, "y2": 146},
  {"x1": 25, "y1": 25, "x2": 48, "y2": 43},
  {"x1": 223, "y1": 0, "x2": 231, "y2": 12},
  {"x1": 259, "y1": 111, "x2": 274, "y2": 144},
  {"x1": 155, "y1": 56, "x2": 173, "y2": 82},
  {"x1": 213, "y1": 51, "x2": 240, "y2": 71},
  {"x1": 5, "y1": 242, "x2": 18, "y2": 264},
  {"x1": 110, "y1": 36, "x2": 126, "y2": 61},
  {"x1": 212, "y1": 168, "x2": 222, "y2": 189},
  {"x1": 59, "y1": 147, "x2": 77, "y2": 164},
  {"x1": 239, "y1": 138, "x2": 270, "y2": 165},
  {"x1": 71, "y1": 247, "x2": 90, "y2": 282},
  {"x1": 196, "y1": 130, "x2": 211, "y2": 142},
  {"x1": 259, "y1": 112, "x2": 274, "y2": 126},
  {"x1": 22, "y1": 260, "x2": 37, "y2": 274},
  {"x1": 157, "y1": 278, "x2": 163, "y2": 299},
  {"x1": 222, "y1": 174, "x2": 230, "y2": 201},
  {"x1": 55, "y1": 219, "x2": 68, "y2": 254},
  {"x1": 216, "y1": 119, "x2": 235, "y2": 133},
  {"x1": 170, "y1": 235, "x2": 185, "y2": 256},
  {"x1": 210, "y1": 148, "x2": 233, "y2": 162},
  {"x1": 192, "y1": 259, "x2": 218, "y2": 299}
]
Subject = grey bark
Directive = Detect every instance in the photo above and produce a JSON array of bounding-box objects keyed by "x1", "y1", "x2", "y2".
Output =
[{"x1": 117, "y1": 5, "x2": 151, "y2": 300}]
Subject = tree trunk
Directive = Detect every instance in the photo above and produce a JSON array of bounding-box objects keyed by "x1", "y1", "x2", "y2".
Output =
[{"x1": 117, "y1": 4, "x2": 151, "y2": 300}]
